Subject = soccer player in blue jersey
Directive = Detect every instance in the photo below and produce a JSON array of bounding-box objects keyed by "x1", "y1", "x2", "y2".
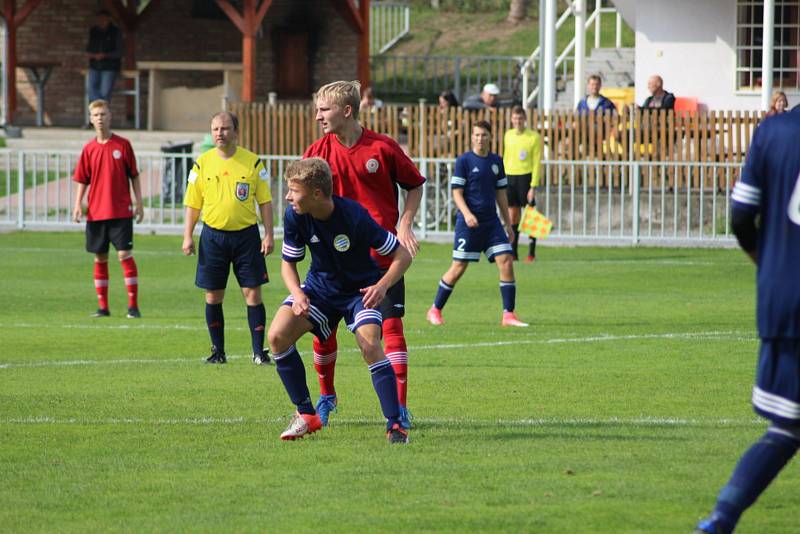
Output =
[
  {"x1": 426, "y1": 120, "x2": 528, "y2": 327},
  {"x1": 696, "y1": 109, "x2": 800, "y2": 533},
  {"x1": 268, "y1": 158, "x2": 412, "y2": 443}
]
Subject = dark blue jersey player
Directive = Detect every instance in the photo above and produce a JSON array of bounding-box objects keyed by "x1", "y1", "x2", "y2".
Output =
[
  {"x1": 697, "y1": 109, "x2": 800, "y2": 533},
  {"x1": 426, "y1": 120, "x2": 529, "y2": 328},
  {"x1": 268, "y1": 157, "x2": 412, "y2": 444}
]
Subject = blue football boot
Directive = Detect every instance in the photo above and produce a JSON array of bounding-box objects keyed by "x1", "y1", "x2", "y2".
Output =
[{"x1": 315, "y1": 394, "x2": 338, "y2": 426}]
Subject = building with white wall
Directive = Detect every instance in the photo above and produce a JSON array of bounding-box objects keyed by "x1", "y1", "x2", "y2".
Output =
[{"x1": 613, "y1": 0, "x2": 798, "y2": 110}]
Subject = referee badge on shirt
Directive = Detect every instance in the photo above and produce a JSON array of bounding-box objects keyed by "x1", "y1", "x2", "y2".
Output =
[
  {"x1": 235, "y1": 182, "x2": 250, "y2": 201},
  {"x1": 365, "y1": 158, "x2": 379, "y2": 173}
]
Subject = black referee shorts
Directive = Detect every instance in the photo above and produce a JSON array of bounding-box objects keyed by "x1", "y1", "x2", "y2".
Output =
[{"x1": 506, "y1": 173, "x2": 532, "y2": 208}]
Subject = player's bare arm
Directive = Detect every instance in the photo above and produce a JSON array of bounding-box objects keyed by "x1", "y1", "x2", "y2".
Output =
[
  {"x1": 258, "y1": 200, "x2": 274, "y2": 255},
  {"x1": 281, "y1": 260, "x2": 310, "y2": 316},
  {"x1": 182, "y1": 206, "x2": 201, "y2": 255},
  {"x1": 73, "y1": 182, "x2": 89, "y2": 222},
  {"x1": 130, "y1": 174, "x2": 144, "y2": 223},
  {"x1": 397, "y1": 185, "x2": 422, "y2": 257},
  {"x1": 360, "y1": 244, "x2": 412, "y2": 308},
  {"x1": 452, "y1": 188, "x2": 478, "y2": 227}
]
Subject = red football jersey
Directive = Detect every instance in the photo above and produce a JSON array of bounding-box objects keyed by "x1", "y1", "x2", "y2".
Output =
[
  {"x1": 304, "y1": 129, "x2": 425, "y2": 268},
  {"x1": 73, "y1": 134, "x2": 139, "y2": 221}
]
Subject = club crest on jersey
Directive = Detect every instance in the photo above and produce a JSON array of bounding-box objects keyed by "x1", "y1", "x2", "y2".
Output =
[
  {"x1": 235, "y1": 182, "x2": 250, "y2": 201},
  {"x1": 491, "y1": 164, "x2": 500, "y2": 175},
  {"x1": 333, "y1": 234, "x2": 351, "y2": 252},
  {"x1": 113, "y1": 150, "x2": 122, "y2": 159},
  {"x1": 365, "y1": 158, "x2": 379, "y2": 173}
]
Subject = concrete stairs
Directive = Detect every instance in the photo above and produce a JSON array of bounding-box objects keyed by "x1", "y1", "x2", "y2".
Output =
[
  {"x1": 555, "y1": 47, "x2": 634, "y2": 109},
  {"x1": 2, "y1": 126, "x2": 208, "y2": 155}
]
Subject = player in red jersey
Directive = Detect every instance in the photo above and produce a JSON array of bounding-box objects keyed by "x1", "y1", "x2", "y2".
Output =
[
  {"x1": 73, "y1": 99, "x2": 143, "y2": 318},
  {"x1": 304, "y1": 80, "x2": 425, "y2": 428}
]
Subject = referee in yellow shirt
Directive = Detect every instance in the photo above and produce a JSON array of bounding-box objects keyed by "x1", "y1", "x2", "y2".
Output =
[
  {"x1": 503, "y1": 105, "x2": 543, "y2": 263},
  {"x1": 182, "y1": 111, "x2": 275, "y2": 365}
]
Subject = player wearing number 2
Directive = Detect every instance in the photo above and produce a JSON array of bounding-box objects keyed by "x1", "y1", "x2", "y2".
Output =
[
  {"x1": 696, "y1": 109, "x2": 800, "y2": 533},
  {"x1": 426, "y1": 120, "x2": 528, "y2": 328}
]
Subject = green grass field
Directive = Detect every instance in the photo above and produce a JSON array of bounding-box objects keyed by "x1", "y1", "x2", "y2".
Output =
[{"x1": 0, "y1": 232, "x2": 796, "y2": 533}]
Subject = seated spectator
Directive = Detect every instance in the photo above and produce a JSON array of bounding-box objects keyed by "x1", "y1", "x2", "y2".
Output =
[
  {"x1": 641, "y1": 75, "x2": 675, "y2": 111},
  {"x1": 438, "y1": 90, "x2": 459, "y2": 111},
  {"x1": 576, "y1": 75, "x2": 617, "y2": 114},
  {"x1": 359, "y1": 86, "x2": 383, "y2": 112},
  {"x1": 463, "y1": 83, "x2": 501, "y2": 110},
  {"x1": 767, "y1": 91, "x2": 789, "y2": 116}
]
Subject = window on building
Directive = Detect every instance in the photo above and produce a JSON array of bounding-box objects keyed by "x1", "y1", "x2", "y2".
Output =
[{"x1": 736, "y1": 0, "x2": 799, "y2": 90}]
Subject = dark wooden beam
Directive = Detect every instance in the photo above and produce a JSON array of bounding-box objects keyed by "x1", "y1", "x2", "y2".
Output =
[
  {"x1": 215, "y1": 0, "x2": 245, "y2": 34},
  {"x1": 13, "y1": 0, "x2": 43, "y2": 27},
  {"x1": 329, "y1": 0, "x2": 363, "y2": 34},
  {"x1": 216, "y1": 0, "x2": 275, "y2": 103}
]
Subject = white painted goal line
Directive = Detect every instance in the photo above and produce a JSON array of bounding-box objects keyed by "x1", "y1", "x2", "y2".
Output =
[{"x1": 0, "y1": 330, "x2": 754, "y2": 370}]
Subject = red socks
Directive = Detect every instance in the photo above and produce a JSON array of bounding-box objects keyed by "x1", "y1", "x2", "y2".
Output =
[
  {"x1": 93, "y1": 260, "x2": 109, "y2": 310},
  {"x1": 120, "y1": 256, "x2": 138, "y2": 309},
  {"x1": 313, "y1": 331, "x2": 338, "y2": 396},
  {"x1": 383, "y1": 317, "x2": 409, "y2": 407}
]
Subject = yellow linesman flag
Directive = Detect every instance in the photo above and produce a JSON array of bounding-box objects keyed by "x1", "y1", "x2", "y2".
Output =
[{"x1": 518, "y1": 205, "x2": 553, "y2": 239}]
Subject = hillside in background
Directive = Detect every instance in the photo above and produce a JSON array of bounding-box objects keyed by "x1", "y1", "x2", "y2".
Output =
[{"x1": 385, "y1": 3, "x2": 634, "y2": 58}]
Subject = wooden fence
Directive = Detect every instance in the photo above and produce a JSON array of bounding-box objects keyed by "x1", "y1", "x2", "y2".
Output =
[{"x1": 228, "y1": 101, "x2": 764, "y2": 189}]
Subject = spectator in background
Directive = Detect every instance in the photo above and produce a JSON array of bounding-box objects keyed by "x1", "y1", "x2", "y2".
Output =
[
  {"x1": 576, "y1": 75, "x2": 617, "y2": 114},
  {"x1": 360, "y1": 86, "x2": 384, "y2": 112},
  {"x1": 463, "y1": 83, "x2": 501, "y2": 110},
  {"x1": 438, "y1": 90, "x2": 459, "y2": 110},
  {"x1": 767, "y1": 91, "x2": 789, "y2": 116},
  {"x1": 86, "y1": 10, "x2": 123, "y2": 104},
  {"x1": 641, "y1": 75, "x2": 675, "y2": 111}
]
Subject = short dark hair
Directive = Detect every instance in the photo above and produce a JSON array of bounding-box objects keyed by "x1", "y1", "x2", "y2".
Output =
[
  {"x1": 511, "y1": 105, "x2": 526, "y2": 116},
  {"x1": 474, "y1": 120, "x2": 491, "y2": 135}
]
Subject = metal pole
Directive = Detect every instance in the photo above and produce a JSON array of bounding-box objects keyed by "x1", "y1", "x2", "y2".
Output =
[
  {"x1": 537, "y1": 0, "x2": 546, "y2": 110},
  {"x1": 594, "y1": 0, "x2": 601, "y2": 49},
  {"x1": 17, "y1": 151, "x2": 24, "y2": 229},
  {"x1": 522, "y1": 62, "x2": 530, "y2": 109},
  {"x1": 632, "y1": 162, "x2": 640, "y2": 244},
  {"x1": 543, "y1": 0, "x2": 557, "y2": 110},
  {"x1": 615, "y1": 12, "x2": 622, "y2": 49},
  {"x1": 574, "y1": 0, "x2": 586, "y2": 109},
  {"x1": 418, "y1": 98, "x2": 427, "y2": 239},
  {"x1": 761, "y1": 0, "x2": 775, "y2": 111}
]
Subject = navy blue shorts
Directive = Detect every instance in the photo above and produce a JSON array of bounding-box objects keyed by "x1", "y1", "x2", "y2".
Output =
[
  {"x1": 282, "y1": 285, "x2": 382, "y2": 342},
  {"x1": 452, "y1": 216, "x2": 512, "y2": 263},
  {"x1": 752, "y1": 338, "x2": 800, "y2": 426},
  {"x1": 378, "y1": 276, "x2": 405, "y2": 319},
  {"x1": 196, "y1": 224, "x2": 268, "y2": 290}
]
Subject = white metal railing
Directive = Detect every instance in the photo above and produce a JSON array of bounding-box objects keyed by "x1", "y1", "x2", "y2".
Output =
[
  {"x1": 371, "y1": 2, "x2": 410, "y2": 55},
  {"x1": 0, "y1": 150, "x2": 740, "y2": 246},
  {"x1": 522, "y1": 1, "x2": 624, "y2": 108}
]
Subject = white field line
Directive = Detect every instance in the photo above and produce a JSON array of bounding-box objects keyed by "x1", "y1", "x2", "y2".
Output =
[
  {"x1": 0, "y1": 330, "x2": 754, "y2": 370},
  {"x1": 0, "y1": 415, "x2": 765, "y2": 427}
]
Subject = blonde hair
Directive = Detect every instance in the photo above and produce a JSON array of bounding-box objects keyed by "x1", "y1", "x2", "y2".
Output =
[
  {"x1": 88, "y1": 99, "x2": 109, "y2": 112},
  {"x1": 316, "y1": 80, "x2": 361, "y2": 120},
  {"x1": 284, "y1": 158, "x2": 333, "y2": 197},
  {"x1": 771, "y1": 90, "x2": 788, "y2": 109}
]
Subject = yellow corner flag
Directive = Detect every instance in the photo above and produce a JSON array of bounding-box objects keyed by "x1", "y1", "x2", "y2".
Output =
[{"x1": 518, "y1": 205, "x2": 553, "y2": 239}]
